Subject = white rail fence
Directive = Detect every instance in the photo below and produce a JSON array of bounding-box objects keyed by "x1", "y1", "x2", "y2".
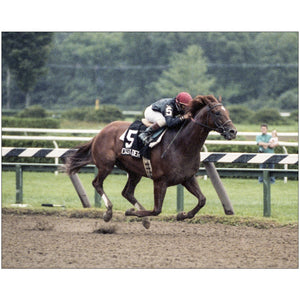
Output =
[
  {"x1": 2, "y1": 127, "x2": 299, "y2": 136},
  {"x1": 2, "y1": 127, "x2": 298, "y2": 145},
  {"x1": 3, "y1": 127, "x2": 298, "y2": 183}
]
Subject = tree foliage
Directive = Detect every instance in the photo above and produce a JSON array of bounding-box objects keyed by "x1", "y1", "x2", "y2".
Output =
[
  {"x1": 254, "y1": 32, "x2": 298, "y2": 99},
  {"x1": 154, "y1": 45, "x2": 215, "y2": 97},
  {"x1": 1, "y1": 32, "x2": 298, "y2": 112},
  {"x1": 226, "y1": 105, "x2": 254, "y2": 124},
  {"x1": 2, "y1": 32, "x2": 54, "y2": 107}
]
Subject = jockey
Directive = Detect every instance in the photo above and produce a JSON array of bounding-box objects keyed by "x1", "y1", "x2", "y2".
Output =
[{"x1": 139, "y1": 92, "x2": 193, "y2": 145}]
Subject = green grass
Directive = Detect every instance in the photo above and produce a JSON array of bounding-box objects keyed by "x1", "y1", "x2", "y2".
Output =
[{"x1": 2, "y1": 171, "x2": 298, "y2": 224}]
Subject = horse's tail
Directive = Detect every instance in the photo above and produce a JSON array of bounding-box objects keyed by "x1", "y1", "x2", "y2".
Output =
[{"x1": 64, "y1": 138, "x2": 94, "y2": 175}]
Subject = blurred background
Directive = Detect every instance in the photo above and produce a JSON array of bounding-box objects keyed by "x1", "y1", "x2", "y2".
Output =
[{"x1": 2, "y1": 32, "x2": 298, "y2": 115}]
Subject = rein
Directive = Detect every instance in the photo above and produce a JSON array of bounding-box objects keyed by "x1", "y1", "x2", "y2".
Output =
[
  {"x1": 161, "y1": 120, "x2": 186, "y2": 159},
  {"x1": 191, "y1": 103, "x2": 232, "y2": 134},
  {"x1": 160, "y1": 102, "x2": 232, "y2": 159}
]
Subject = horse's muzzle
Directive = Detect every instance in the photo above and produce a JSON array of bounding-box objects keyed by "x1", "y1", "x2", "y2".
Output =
[{"x1": 222, "y1": 127, "x2": 237, "y2": 140}]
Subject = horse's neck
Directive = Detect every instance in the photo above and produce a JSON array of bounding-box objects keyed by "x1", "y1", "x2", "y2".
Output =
[{"x1": 176, "y1": 120, "x2": 210, "y2": 154}]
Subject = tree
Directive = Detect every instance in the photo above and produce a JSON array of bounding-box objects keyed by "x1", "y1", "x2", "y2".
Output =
[
  {"x1": 197, "y1": 32, "x2": 260, "y2": 103},
  {"x1": 2, "y1": 32, "x2": 53, "y2": 107},
  {"x1": 45, "y1": 32, "x2": 124, "y2": 107},
  {"x1": 278, "y1": 88, "x2": 298, "y2": 111},
  {"x1": 2, "y1": 32, "x2": 297, "y2": 111},
  {"x1": 154, "y1": 45, "x2": 215, "y2": 98},
  {"x1": 117, "y1": 32, "x2": 174, "y2": 108},
  {"x1": 254, "y1": 32, "x2": 298, "y2": 99}
]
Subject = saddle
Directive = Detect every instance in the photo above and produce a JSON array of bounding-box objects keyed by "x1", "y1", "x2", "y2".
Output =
[{"x1": 120, "y1": 120, "x2": 166, "y2": 160}]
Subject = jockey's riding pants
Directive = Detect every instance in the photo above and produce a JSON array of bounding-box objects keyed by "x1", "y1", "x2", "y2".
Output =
[{"x1": 144, "y1": 105, "x2": 166, "y2": 127}]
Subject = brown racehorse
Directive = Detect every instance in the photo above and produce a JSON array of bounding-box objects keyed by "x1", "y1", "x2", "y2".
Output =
[{"x1": 64, "y1": 95, "x2": 237, "y2": 229}]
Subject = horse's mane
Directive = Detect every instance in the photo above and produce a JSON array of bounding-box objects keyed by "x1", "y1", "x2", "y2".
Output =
[{"x1": 187, "y1": 95, "x2": 220, "y2": 117}]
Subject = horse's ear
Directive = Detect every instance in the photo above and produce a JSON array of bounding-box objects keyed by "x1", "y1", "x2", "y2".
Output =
[{"x1": 218, "y1": 96, "x2": 222, "y2": 102}]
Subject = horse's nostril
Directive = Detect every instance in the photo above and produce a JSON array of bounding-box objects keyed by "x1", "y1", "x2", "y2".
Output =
[{"x1": 229, "y1": 129, "x2": 237, "y2": 135}]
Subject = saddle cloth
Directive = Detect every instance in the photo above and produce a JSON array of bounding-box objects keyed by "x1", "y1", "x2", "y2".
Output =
[{"x1": 120, "y1": 120, "x2": 166, "y2": 159}]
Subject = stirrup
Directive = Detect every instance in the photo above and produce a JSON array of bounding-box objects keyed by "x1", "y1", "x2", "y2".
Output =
[
  {"x1": 144, "y1": 136, "x2": 154, "y2": 145},
  {"x1": 139, "y1": 132, "x2": 152, "y2": 145},
  {"x1": 139, "y1": 132, "x2": 147, "y2": 141}
]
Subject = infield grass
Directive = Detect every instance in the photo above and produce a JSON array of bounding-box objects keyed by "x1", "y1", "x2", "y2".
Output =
[{"x1": 1, "y1": 171, "x2": 298, "y2": 224}]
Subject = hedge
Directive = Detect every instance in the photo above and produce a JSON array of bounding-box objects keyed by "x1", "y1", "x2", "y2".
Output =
[
  {"x1": 2, "y1": 116, "x2": 60, "y2": 128},
  {"x1": 17, "y1": 105, "x2": 48, "y2": 118},
  {"x1": 62, "y1": 105, "x2": 124, "y2": 123}
]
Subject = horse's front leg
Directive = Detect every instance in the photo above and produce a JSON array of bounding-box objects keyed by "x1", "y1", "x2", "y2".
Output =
[
  {"x1": 125, "y1": 180, "x2": 167, "y2": 218},
  {"x1": 177, "y1": 176, "x2": 206, "y2": 221}
]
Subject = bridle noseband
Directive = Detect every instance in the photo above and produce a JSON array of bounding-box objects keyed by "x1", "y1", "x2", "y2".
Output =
[{"x1": 191, "y1": 103, "x2": 232, "y2": 134}]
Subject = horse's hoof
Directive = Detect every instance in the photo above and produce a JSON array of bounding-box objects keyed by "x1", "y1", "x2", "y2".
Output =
[
  {"x1": 142, "y1": 218, "x2": 151, "y2": 229},
  {"x1": 125, "y1": 208, "x2": 135, "y2": 216},
  {"x1": 103, "y1": 210, "x2": 113, "y2": 222},
  {"x1": 176, "y1": 212, "x2": 186, "y2": 221}
]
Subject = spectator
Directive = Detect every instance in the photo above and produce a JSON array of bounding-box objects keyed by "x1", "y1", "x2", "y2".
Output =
[
  {"x1": 269, "y1": 130, "x2": 279, "y2": 148},
  {"x1": 256, "y1": 124, "x2": 278, "y2": 183}
]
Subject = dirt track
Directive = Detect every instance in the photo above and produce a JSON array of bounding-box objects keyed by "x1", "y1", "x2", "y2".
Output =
[{"x1": 2, "y1": 213, "x2": 298, "y2": 269}]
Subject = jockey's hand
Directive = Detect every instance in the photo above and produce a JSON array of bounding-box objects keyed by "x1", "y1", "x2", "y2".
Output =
[{"x1": 183, "y1": 112, "x2": 192, "y2": 119}]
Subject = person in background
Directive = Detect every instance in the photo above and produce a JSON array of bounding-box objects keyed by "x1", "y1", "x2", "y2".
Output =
[
  {"x1": 269, "y1": 130, "x2": 279, "y2": 148},
  {"x1": 256, "y1": 124, "x2": 278, "y2": 183}
]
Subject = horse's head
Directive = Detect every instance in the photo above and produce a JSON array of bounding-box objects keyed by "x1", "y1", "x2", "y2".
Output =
[{"x1": 188, "y1": 95, "x2": 237, "y2": 140}]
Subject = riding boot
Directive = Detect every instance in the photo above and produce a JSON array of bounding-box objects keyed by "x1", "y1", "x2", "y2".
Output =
[{"x1": 139, "y1": 122, "x2": 161, "y2": 145}]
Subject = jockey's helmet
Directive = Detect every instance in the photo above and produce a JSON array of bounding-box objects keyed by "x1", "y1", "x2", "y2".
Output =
[{"x1": 176, "y1": 92, "x2": 192, "y2": 106}]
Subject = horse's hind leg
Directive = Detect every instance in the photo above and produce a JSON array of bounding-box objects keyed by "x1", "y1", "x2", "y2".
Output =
[
  {"x1": 125, "y1": 180, "x2": 167, "y2": 218},
  {"x1": 122, "y1": 172, "x2": 151, "y2": 229},
  {"x1": 93, "y1": 166, "x2": 114, "y2": 222},
  {"x1": 177, "y1": 176, "x2": 206, "y2": 221}
]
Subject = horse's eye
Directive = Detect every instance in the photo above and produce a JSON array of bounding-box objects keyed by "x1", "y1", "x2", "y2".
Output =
[{"x1": 215, "y1": 111, "x2": 221, "y2": 116}]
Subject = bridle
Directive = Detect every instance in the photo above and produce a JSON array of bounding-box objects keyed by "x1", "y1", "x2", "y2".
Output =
[
  {"x1": 191, "y1": 103, "x2": 232, "y2": 134},
  {"x1": 161, "y1": 102, "x2": 232, "y2": 159}
]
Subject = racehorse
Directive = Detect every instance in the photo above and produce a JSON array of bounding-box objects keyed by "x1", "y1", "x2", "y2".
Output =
[{"x1": 64, "y1": 95, "x2": 237, "y2": 229}]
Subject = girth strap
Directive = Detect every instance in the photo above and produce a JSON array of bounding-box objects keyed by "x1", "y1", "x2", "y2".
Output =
[{"x1": 142, "y1": 157, "x2": 153, "y2": 178}]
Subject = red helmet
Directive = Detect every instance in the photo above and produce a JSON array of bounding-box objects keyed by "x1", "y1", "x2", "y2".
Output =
[{"x1": 176, "y1": 92, "x2": 192, "y2": 105}]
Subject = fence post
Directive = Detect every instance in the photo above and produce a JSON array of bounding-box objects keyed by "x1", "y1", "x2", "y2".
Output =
[
  {"x1": 69, "y1": 174, "x2": 91, "y2": 208},
  {"x1": 282, "y1": 146, "x2": 288, "y2": 183},
  {"x1": 203, "y1": 162, "x2": 234, "y2": 215},
  {"x1": 16, "y1": 164, "x2": 23, "y2": 204},
  {"x1": 263, "y1": 170, "x2": 271, "y2": 217},
  {"x1": 94, "y1": 167, "x2": 101, "y2": 207},
  {"x1": 177, "y1": 184, "x2": 184, "y2": 212}
]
